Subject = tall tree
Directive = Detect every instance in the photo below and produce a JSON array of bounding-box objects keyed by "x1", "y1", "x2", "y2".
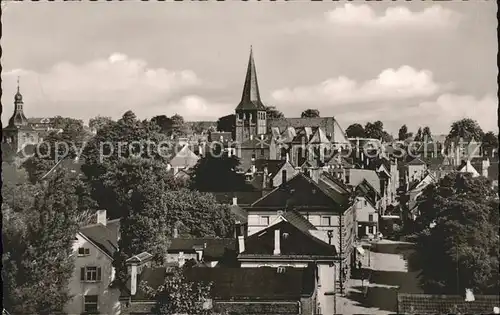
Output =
[
  {"x1": 3, "y1": 170, "x2": 82, "y2": 314},
  {"x1": 481, "y1": 131, "x2": 499, "y2": 156},
  {"x1": 364, "y1": 121, "x2": 393, "y2": 142},
  {"x1": 142, "y1": 266, "x2": 213, "y2": 315},
  {"x1": 301, "y1": 109, "x2": 320, "y2": 118},
  {"x1": 398, "y1": 125, "x2": 412, "y2": 141},
  {"x1": 414, "y1": 172, "x2": 499, "y2": 295},
  {"x1": 422, "y1": 126, "x2": 432, "y2": 141},
  {"x1": 190, "y1": 152, "x2": 247, "y2": 192},
  {"x1": 345, "y1": 123, "x2": 366, "y2": 138},
  {"x1": 447, "y1": 118, "x2": 484, "y2": 142},
  {"x1": 89, "y1": 115, "x2": 113, "y2": 132},
  {"x1": 266, "y1": 106, "x2": 284, "y2": 120},
  {"x1": 414, "y1": 127, "x2": 423, "y2": 142},
  {"x1": 216, "y1": 114, "x2": 235, "y2": 133},
  {"x1": 171, "y1": 114, "x2": 188, "y2": 136},
  {"x1": 151, "y1": 115, "x2": 174, "y2": 135}
]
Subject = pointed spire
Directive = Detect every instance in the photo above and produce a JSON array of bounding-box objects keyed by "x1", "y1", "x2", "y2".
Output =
[
  {"x1": 236, "y1": 46, "x2": 266, "y2": 111},
  {"x1": 8, "y1": 75, "x2": 28, "y2": 127},
  {"x1": 17, "y1": 76, "x2": 20, "y2": 93}
]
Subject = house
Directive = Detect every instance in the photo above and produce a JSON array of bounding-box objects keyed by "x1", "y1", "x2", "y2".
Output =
[
  {"x1": 457, "y1": 160, "x2": 480, "y2": 177},
  {"x1": 119, "y1": 264, "x2": 317, "y2": 315},
  {"x1": 167, "y1": 144, "x2": 200, "y2": 175},
  {"x1": 248, "y1": 157, "x2": 299, "y2": 190},
  {"x1": 65, "y1": 210, "x2": 121, "y2": 315},
  {"x1": 229, "y1": 197, "x2": 248, "y2": 237},
  {"x1": 397, "y1": 293, "x2": 500, "y2": 315},
  {"x1": 353, "y1": 181, "x2": 380, "y2": 239},
  {"x1": 244, "y1": 172, "x2": 356, "y2": 293},
  {"x1": 237, "y1": 212, "x2": 340, "y2": 315},
  {"x1": 165, "y1": 237, "x2": 239, "y2": 267}
]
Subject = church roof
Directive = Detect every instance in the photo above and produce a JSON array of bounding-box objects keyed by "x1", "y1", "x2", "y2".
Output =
[{"x1": 235, "y1": 48, "x2": 266, "y2": 111}]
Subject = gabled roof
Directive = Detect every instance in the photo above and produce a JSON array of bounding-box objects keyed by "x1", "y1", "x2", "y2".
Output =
[
  {"x1": 397, "y1": 293, "x2": 500, "y2": 315},
  {"x1": 169, "y1": 145, "x2": 200, "y2": 168},
  {"x1": 240, "y1": 219, "x2": 336, "y2": 257},
  {"x1": 457, "y1": 160, "x2": 480, "y2": 177},
  {"x1": 270, "y1": 210, "x2": 317, "y2": 234},
  {"x1": 79, "y1": 222, "x2": 120, "y2": 258},
  {"x1": 407, "y1": 157, "x2": 427, "y2": 166},
  {"x1": 235, "y1": 48, "x2": 266, "y2": 111},
  {"x1": 255, "y1": 159, "x2": 286, "y2": 176},
  {"x1": 309, "y1": 128, "x2": 330, "y2": 144},
  {"x1": 250, "y1": 173, "x2": 350, "y2": 211},
  {"x1": 346, "y1": 169, "x2": 381, "y2": 195},
  {"x1": 230, "y1": 204, "x2": 248, "y2": 224},
  {"x1": 167, "y1": 238, "x2": 237, "y2": 261}
]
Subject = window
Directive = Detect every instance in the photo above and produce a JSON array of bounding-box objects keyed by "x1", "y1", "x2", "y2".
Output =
[
  {"x1": 368, "y1": 214, "x2": 374, "y2": 222},
  {"x1": 80, "y1": 266, "x2": 102, "y2": 282},
  {"x1": 251, "y1": 153, "x2": 256, "y2": 160},
  {"x1": 84, "y1": 295, "x2": 98, "y2": 313},
  {"x1": 260, "y1": 148, "x2": 265, "y2": 156},
  {"x1": 260, "y1": 216, "x2": 270, "y2": 226},
  {"x1": 364, "y1": 200, "x2": 367, "y2": 206},
  {"x1": 78, "y1": 247, "x2": 90, "y2": 256},
  {"x1": 321, "y1": 216, "x2": 331, "y2": 226}
]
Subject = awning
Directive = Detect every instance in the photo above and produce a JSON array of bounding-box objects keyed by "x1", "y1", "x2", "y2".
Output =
[{"x1": 355, "y1": 246, "x2": 365, "y2": 256}]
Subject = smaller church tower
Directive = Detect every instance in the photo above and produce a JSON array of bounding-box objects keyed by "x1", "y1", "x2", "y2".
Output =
[
  {"x1": 2, "y1": 78, "x2": 39, "y2": 153},
  {"x1": 235, "y1": 47, "x2": 267, "y2": 143}
]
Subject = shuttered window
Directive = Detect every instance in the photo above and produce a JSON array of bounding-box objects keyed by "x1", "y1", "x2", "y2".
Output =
[{"x1": 80, "y1": 266, "x2": 102, "y2": 282}]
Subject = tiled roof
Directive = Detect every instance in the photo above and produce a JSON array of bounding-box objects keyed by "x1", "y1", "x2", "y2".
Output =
[
  {"x1": 281, "y1": 210, "x2": 317, "y2": 233},
  {"x1": 251, "y1": 173, "x2": 350, "y2": 211},
  {"x1": 211, "y1": 191, "x2": 263, "y2": 206},
  {"x1": 168, "y1": 145, "x2": 200, "y2": 168},
  {"x1": 79, "y1": 223, "x2": 119, "y2": 257},
  {"x1": 397, "y1": 293, "x2": 500, "y2": 315},
  {"x1": 208, "y1": 132, "x2": 233, "y2": 143},
  {"x1": 407, "y1": 157, "x2": 427, "y2": 166},
  {"x1": 167, "y1": 238, "x2": 237, "y2": 261},
  {"x1": 346, "y1": 169, "x2": 381, "y2": 194},
  {"x1": 255, "y1": 159, "x2": 286, "y2": 176},
  {"x1": 240, "y1": 220, "x2": 336, "y2": 257},
  {"x1": 184, "y1": 266, "x2": 316, "y2": 300}
]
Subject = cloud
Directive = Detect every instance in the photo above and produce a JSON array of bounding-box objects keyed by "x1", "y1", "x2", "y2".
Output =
[
  {"x1": 165, "y1": 95, "x2": 232, "y2": 121},
  {"x1": 2, "y1": 53, "x2": 201, "y2": 123},
  {"x1": 336, "y1": 93, "x2": 498, "y2": 135},
  {"x1": 271, "y1": 66, "x2": 443, "y2": 110},
  {"x1": 325, "y1": 4, "x2": 460, "y2": 29}
]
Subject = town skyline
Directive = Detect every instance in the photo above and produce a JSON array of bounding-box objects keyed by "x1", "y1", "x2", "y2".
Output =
[{"x1": 1, "y1": 1, "x2": 497, "y2": 135}]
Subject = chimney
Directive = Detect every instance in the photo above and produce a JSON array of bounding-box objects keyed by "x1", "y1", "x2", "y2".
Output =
[
  {"x1": 250, "y1": 134, "x2": 253, "y2": 140},
  {"x1": 173, "y1": 227, "x2": 179, "y2": 239},
  {"x1": 126, "y1": 252, "x2": 153, "y2": 296},
  {"x1": 273, "y1": 229, "x2": 281, "y2": 255},
  {"x1": 286, "y1": 153, "x2": 290, "y2": 162},
  {"x1": 232, "y1": 197, "x2": 238, "y2": 205},
  {"x1": 251, "y1": 164, "x2": 256, "y2": 174},
  {"x1": 97, "y1": 210, "x2": 107, "y2": 226},
  {"x1": 238, "y1": 235, "x2": 245, "y2": 253}
]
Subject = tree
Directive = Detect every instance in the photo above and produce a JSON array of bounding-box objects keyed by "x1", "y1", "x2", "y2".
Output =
[
  {"x1": 447, "y1": 118, "x2": 484, "y2": 142},
  {"x1": 363, "y1": 121, "x2": 393, "y2": 142},
  {"x1": 216, "y1": 114, "x2": 235, "y2": 133},
  {"x1": 190, "y1": 152, "x2": 247, "y2": 192},
  {"x1": 89, "y1": 115, "x2": 113, "y2": 132},
  {"x1": 422, "y1": 126, "x2": 432, "y2": 141},
  {"x1": 151, "y1": 115, "x2": 174, "y2": 135},
  {"x1": 266, "y1": 106, "x2": 284, "y2": 120},
  {"x1": 171, "y1": 114, "x2": 188, "y2": 136},
  {"x1": 481, "y1": 131, "x2": 499, "y2": 156},
  {"x1": 3, "y1": 170, "x2": 82, "y2": 314},
  {"x1": 301, "y1": 109, "x2": 320, "y2": 118},
  {"x1": 414, "y1": 172, "x2": 499, "y2": 295},
  {"x1": 414, "y1": 127, "x2": 423, "y2": 142},
  {"x1": 345, "y1": 123, "x2": 366, "y2": 138},
  {"x1": 398, "y1": 125, "x2": 412, "y2": 141},
  {"x1": 142, "y1": 266, "x2": 213, "y2": 315}
]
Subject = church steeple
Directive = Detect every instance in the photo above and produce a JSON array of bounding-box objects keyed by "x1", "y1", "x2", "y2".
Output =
[
  {"x1": 236, "y1": 46, "x2": 266, "y2": 111},
  {"x1": 8, "y1": 76, "x2": 29, "y2": 127}
]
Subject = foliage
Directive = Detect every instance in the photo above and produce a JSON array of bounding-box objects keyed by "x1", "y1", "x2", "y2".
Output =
[
  {"x1": 301, "y1": 109, "x2": 320, "y2": 118},
  {"x1": 216, "y1": 114, "x2": 235, "y2": 133},
  {"x1": 345, "y1": 123, "x2": 366, "y2": 138},
  {"x1": 2, "y1": 170, "x2": 82, "y2": 314},
  {"x1": 190, "y1": 152, "x2": 247, "y2": 192},
  {"x1": 89, "y1": 115, "x2": 113, "y2": 132},
  {"x1": 481, "y1": 131, "x2": 499, "y2": 156},
  {"x1": 447, "y1": 118, "x2": 484, "y2": 142},
  {"x1": 422, "y1": 126, "x2": 432, "y2": 140},
  {"x1": 414, "y1": 172, "x2": 499, "y2": 294},
  {"x1": 364, "y1": 121, "x2": 393, "y2": 142},
  {"x1": 171, "y1": 113, "x2": 189, "y2": 136},
  {"x1": 414, "y1": 127, "x2": 423, "y2": 142},
  {"x1": 143, "y1": 266, "x2": 214, "y2": 315},
  {"x1": 398, "y1": 125, "x2": 412, "y2": 141},
  {"x1": 152, "y1": 115, "x2": 174, "y2": 135},
  {"x1": 266, "y1": 106, "x2": 284, "y2": 119}
]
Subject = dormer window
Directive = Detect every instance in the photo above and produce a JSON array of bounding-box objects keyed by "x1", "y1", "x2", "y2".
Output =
[{"x1": 78, "y1": 247, "x2": 90, "y2": 256}]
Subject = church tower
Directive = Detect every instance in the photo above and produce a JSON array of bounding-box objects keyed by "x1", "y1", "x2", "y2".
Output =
[
  {"x1": 235, "y1": 47, "x2": 267, "y2": 143},
  {"x1": 2, "y1": 78, "x2": 39, "y2": 152}
]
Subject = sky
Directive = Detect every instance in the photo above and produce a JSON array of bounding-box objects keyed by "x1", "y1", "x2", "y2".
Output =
[{"x1": 1, "y1": 1, "x2": 498, "y2": 135}]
